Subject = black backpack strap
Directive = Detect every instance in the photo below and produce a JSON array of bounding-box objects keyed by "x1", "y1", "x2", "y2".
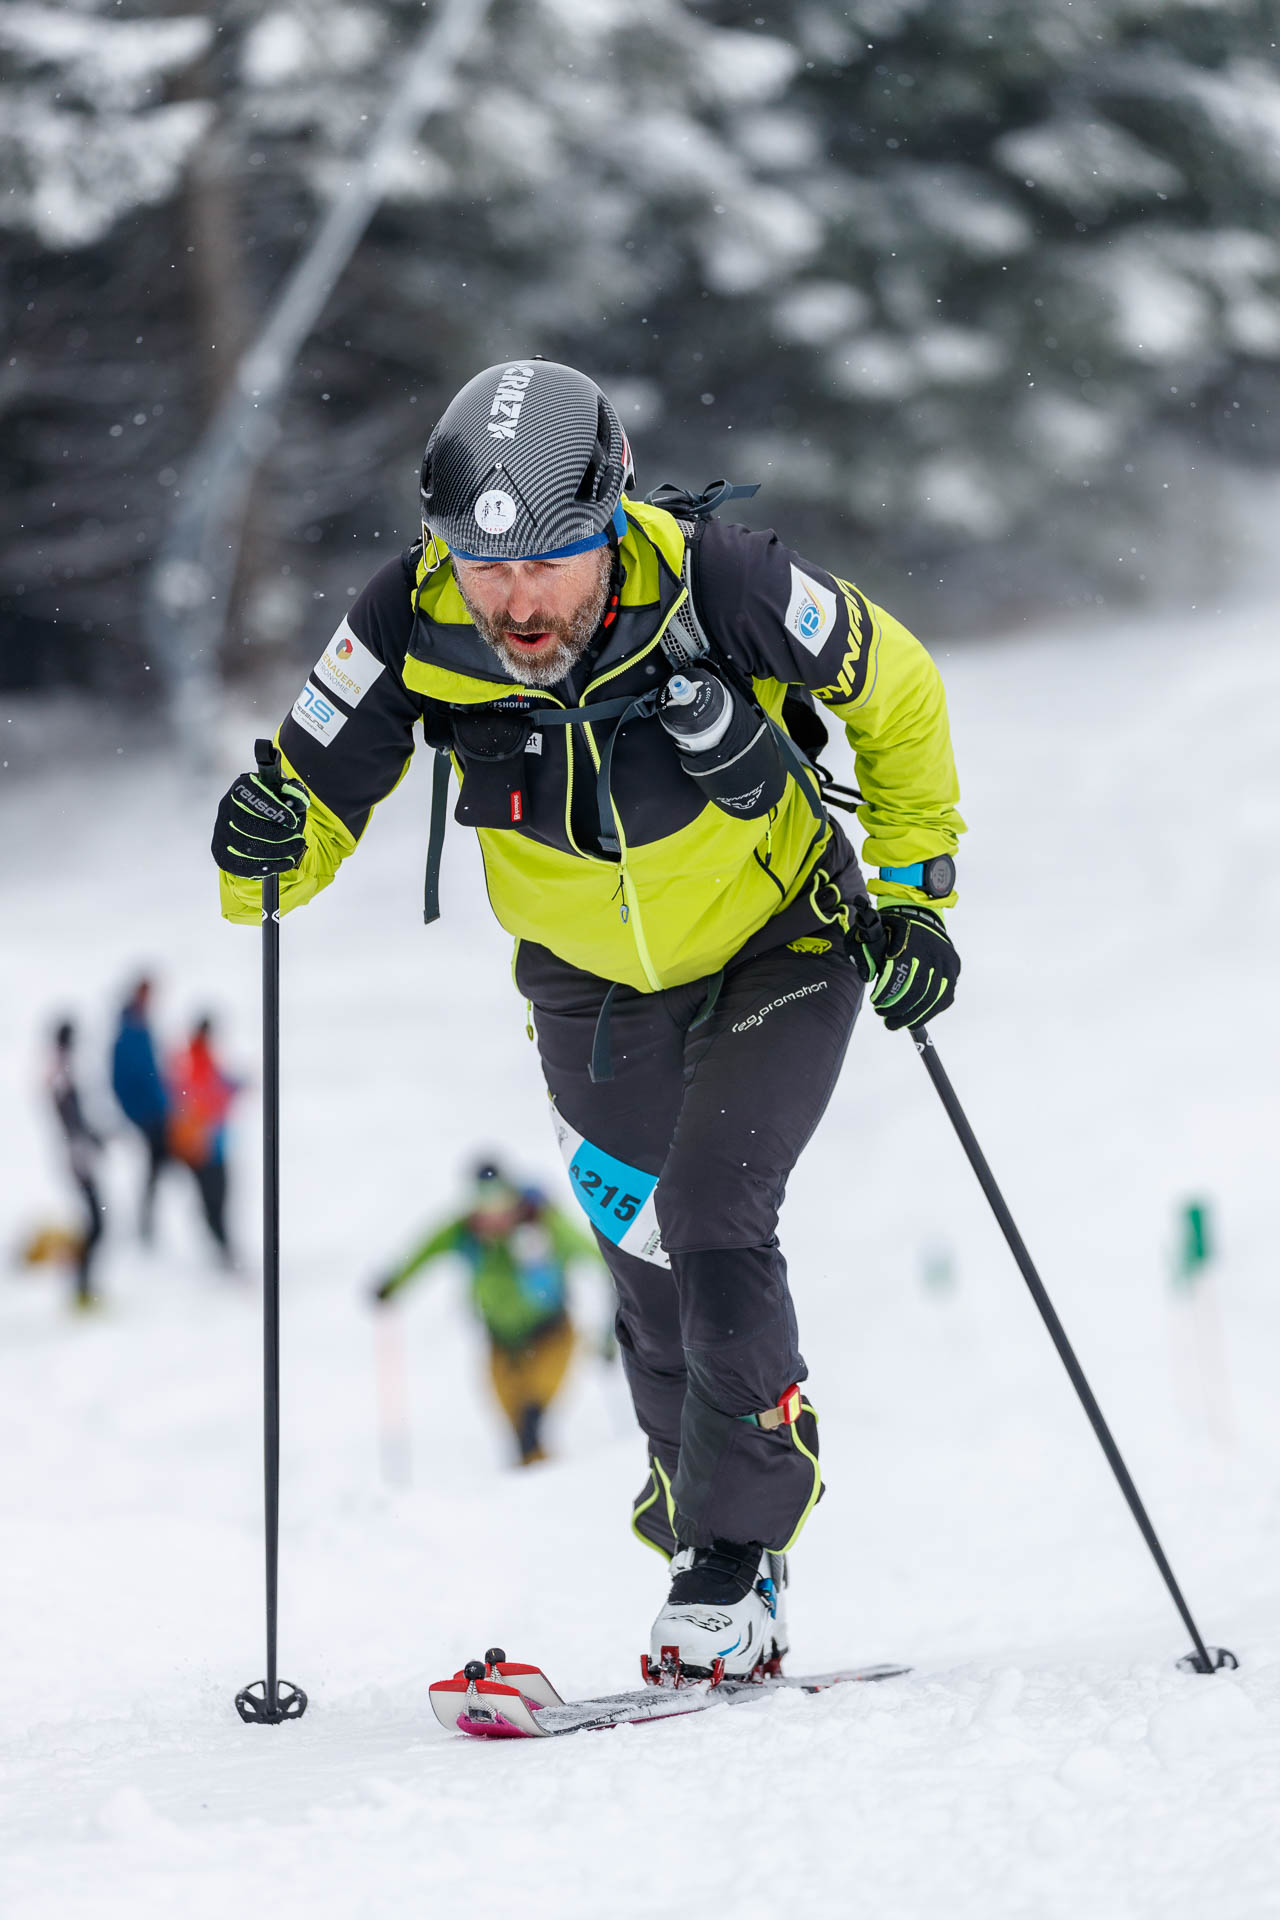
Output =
[
  {"x1": 658, "y1": 506, "x2": 863, "y2": 822},
  {"x1": 642, "y1": 479, "x2": 760, "y2": 519},
  {"x1": 422, "y1": 748, "x2": 452, "y2": 924},
  {"x1": 539, "y1": 691, "x2": 662, "y2": 854}
]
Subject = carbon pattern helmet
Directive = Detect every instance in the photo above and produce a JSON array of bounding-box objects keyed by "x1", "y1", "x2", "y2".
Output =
[{"x1": 420, "y1": 359, "x2": 633, "y2": 563}]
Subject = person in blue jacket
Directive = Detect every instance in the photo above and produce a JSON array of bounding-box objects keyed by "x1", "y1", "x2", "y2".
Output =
[{"x1": 110, "y1": 976, "x2": 169, "y2": 1243}]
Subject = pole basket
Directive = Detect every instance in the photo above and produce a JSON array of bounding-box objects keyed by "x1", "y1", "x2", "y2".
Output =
[
  {"x1": 1176, "y1": 1646, "x2": 1239, "y2": 1676},
  {"x1": 235, "y1": 1679, "x2": 308, "y2": 1723}
]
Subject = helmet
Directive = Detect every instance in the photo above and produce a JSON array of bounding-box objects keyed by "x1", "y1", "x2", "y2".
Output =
[{"x1": 420, "y1": 359, "x2": 633, "y2": 563}]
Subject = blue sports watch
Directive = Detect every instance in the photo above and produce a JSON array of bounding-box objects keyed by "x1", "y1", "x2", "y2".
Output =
[{"x1": 879, "y1": 855, "x2": 956, "y2": 899}]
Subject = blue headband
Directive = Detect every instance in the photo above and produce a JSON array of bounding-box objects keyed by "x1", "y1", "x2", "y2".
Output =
[{"x1": 448, "y1": 501, "x2": 627, "y2": 564}]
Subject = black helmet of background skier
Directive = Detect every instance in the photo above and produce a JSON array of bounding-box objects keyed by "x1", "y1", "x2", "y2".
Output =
[{"x1": 419, "y1": 360, "x2": 633, "y2": 564}]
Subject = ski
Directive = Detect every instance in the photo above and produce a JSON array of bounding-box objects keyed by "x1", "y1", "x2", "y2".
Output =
[{"x1": 429, "y1": 1653, "x2": 910, "y2": 1740}]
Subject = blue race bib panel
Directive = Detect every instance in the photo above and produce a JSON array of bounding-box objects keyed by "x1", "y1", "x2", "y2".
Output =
[{"x1": 550, "y1": 1106, "x2": 669, "y2": 1269}]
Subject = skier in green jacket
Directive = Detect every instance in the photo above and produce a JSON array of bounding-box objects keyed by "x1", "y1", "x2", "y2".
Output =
[{"x1": 371, "y1": 1160, "x2": 609, "y2": 1465}]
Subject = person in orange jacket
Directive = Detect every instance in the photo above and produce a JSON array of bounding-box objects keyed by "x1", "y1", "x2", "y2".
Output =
[{"x1": 167, "y1": 1016, "x2": 242, "y2": 1268}]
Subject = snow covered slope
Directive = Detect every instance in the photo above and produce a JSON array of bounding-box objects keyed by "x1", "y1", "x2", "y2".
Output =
[{"x1": 2, "y1": 599, "x2": 1279, "y2": 1918}]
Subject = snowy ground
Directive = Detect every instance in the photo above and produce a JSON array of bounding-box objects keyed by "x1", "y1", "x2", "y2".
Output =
[{"x1": 2, "y1": 596, "x2": 1279, "y2": 1918}]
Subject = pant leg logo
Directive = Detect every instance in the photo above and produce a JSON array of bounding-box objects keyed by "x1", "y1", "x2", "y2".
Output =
[{"x1": 731, "y1": 979, "x2": 828, "y2": 1033}]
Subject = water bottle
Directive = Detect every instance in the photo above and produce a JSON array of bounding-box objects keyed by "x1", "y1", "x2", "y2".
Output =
[
  {"x1": 658, "y1": 674, "x2": 734, "y2": 753},
  {"x1": 658, "y1": 669, "x2": 788, "y2": 820}
]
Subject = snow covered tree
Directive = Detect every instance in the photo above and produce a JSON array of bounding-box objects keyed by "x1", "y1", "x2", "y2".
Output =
[
  {"x1": 0, "y1": 1, "x2": 212, "y2": 249},
  {"x1": 0, "y1": 2, "x2": 214, "y2": 690},
  {"x1": 4, "y1": 0, "x2": 1280, "y2": 698},
  {"x1": 675, "y1": 0, "x2": 1280, "y2": 618}
]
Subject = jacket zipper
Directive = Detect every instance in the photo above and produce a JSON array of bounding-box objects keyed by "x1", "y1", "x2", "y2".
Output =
[
  {"x1": 577, "y1": 586, "x2": 691, "y2": 993},
  {"x1": 505, "y1": 686, "x2": 593, "y2": 864},
  {"x1": 579, "y1": 721, "x2": 663, "y2": 991}
]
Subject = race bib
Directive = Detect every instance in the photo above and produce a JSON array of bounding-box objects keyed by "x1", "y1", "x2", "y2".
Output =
[{"x1": 550, "y1": 1107, "x2": 669, "y2": 1268}]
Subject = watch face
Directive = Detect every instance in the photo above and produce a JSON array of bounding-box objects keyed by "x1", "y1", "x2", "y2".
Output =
[{"x1": 923, "y1": 856, "x2": 955, "y2": 897}]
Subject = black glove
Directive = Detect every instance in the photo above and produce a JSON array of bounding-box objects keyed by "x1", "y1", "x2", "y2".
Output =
[
  {"x1": 851, "y1": 903, "x2": 960, "y2": 1031},
  {"x1": 212, "y1": 745, "x2": 309, "y2": 879}
]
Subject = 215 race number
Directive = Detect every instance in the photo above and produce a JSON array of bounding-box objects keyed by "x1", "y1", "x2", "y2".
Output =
[{"x1": 570, "y1": 1163, "x2": 641, "y2": 1224}]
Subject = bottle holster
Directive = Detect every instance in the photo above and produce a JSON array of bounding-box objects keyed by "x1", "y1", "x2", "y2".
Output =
[{"x1": 673, "y1": 687, "x2": 788, "y2": 821}]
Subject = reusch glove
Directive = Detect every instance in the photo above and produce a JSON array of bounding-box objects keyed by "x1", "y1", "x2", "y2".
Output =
[
  {"x1": 852, "y1": 903, "x2": 960, "y2": 1031},
  {"x1": 211, "y1": 750, "x2": 309, "y2": 878}
]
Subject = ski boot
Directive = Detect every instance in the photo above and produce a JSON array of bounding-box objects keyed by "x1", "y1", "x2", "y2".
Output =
[{"x1": 645, "y1": 1540, "x2": 788, "y2": 1687}]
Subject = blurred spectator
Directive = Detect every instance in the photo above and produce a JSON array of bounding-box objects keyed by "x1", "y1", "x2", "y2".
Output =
[
  {"x1": 167, "y1": 1016, "x2": 242, "y2": 1270},
  {"x1": 46, "y1": 1019, "x2": 105, "y2": 1310},
  {"x1": 370, "y1": 1159, "x2": 612, "y2": 1466},
  {"x1": 110, "y1": 975, "x2": 170, "y2": 1244}
]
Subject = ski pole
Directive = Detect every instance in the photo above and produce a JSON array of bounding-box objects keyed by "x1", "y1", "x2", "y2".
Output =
[
  {"x1": 850, "y1": 898, "x2": 1236, "y2": 1675},
  {"x1": 236, "y1": 741, "x2": 308, "y2": 1724},
  {"x1": 374, "y1": 1312, "x2": 413, "y2": 1488}
]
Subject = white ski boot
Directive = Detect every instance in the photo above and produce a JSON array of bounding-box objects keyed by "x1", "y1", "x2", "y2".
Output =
[{"x1": 646, "y1": 1540, "x2": 788, "y2": 1685}]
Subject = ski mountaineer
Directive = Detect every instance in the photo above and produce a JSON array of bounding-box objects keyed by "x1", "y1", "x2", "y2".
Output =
[
  {"x1": 110, "y1": 976, "x2": 171, "y2": 1245},
  {"x1": 369, "y1": 1158, "x2": 613, "y2": 1466},
  {"x1": 47, "y1": 1018, "x2": 107, "y2": 1310},
  {"x1": 166, "y1": 1016, "x2": 242, "y2": 1271},
  {"x1": 210, "y1": 358, "x2": 965, "y2": 1684}
]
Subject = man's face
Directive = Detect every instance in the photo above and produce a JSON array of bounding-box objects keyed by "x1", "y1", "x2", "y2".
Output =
[{"x1": 452, "y1": 548, "x2": 611, "y2": 687}]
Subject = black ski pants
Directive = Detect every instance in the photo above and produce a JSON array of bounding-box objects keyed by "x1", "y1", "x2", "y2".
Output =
[
  {"x1": 74, "y1": 1174, "x2": 103, "y2": 1306},
  {"x1": 518, "y1": 936, "x2": 862, "y2": 1554},
  {"x1": 187, "y1": 1159, "x2": 231, "y2": 1261},
  {"x1": 137, "y1": 1119, "x2": 170, "y2": 1243}
]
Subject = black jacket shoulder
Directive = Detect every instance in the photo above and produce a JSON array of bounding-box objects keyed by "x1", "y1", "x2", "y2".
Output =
[{"x1": 689, "y1": 516, "x2": 858, "y2": 697}]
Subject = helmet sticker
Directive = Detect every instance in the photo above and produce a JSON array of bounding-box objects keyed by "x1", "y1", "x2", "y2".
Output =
[{"x1": 474, "y1": 489, "x2": 518, "y2": 535}]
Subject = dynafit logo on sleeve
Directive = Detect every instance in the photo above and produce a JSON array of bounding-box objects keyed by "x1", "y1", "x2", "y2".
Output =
[
  {"x1": 311, "y1": 618, "x2": 386, "y2": 706},
  {"x1": 486, "y1": 363, "x2": 537, "y2": 440},
  {"x1": 784, "y1": 565, "x2": 839, "y2": 657}
]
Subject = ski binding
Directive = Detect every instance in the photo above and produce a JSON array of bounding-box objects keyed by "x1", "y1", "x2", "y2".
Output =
[{"x1": 429, "y1": 1646, "x2": 910, "y2": 1740}]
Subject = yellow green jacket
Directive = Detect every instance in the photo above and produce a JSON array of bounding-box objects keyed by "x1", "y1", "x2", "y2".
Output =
[{"x1": 221, "y1": 499, "x2": 963, "y2": 990}]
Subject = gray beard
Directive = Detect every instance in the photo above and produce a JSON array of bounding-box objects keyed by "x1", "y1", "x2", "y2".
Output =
[{"x1": 460, "y1": 559, "x2": 611, "y2": 688}]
